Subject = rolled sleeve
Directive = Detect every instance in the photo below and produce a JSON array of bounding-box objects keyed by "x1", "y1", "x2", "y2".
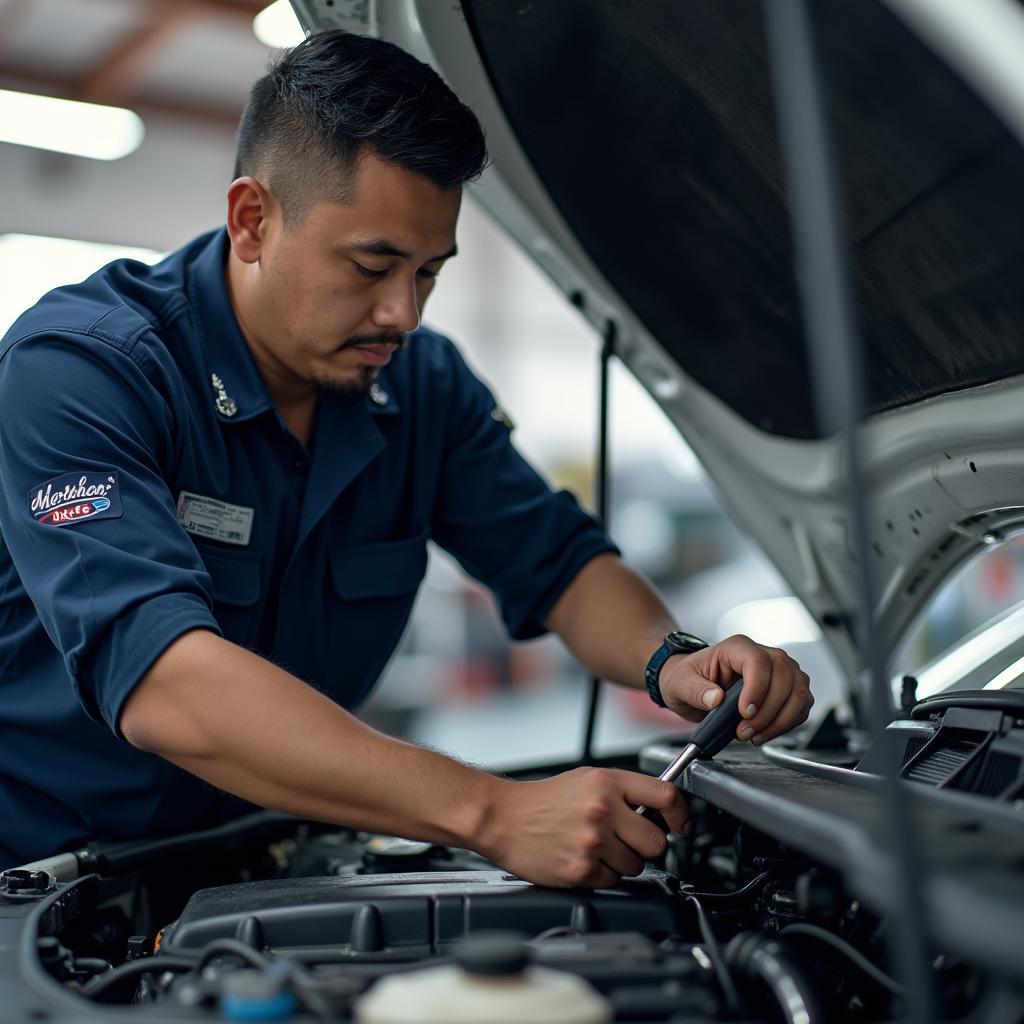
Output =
[
  {"x1": 0, "y1": 332, "x2": 221, "y2": 733},
  {"x1": 430, "y1": 340, "x2": 619, "y2": 640}
]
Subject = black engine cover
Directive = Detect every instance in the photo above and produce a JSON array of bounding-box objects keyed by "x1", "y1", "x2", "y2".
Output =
[{"x1": 160, "y1": 869, "x2": 686, "y2": 959}]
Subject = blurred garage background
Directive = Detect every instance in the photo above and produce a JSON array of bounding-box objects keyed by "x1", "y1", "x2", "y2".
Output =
[{"x1": 3, "y1": 0, "x2": 1022, "y2": 768}]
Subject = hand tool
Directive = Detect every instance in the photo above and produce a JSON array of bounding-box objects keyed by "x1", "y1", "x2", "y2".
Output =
[{"x1": 635, "y1": 682, "x2": 746, "y2": 829}]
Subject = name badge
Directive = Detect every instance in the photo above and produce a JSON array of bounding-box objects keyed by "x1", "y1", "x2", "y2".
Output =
[{"x1": 176, "y1": 491, "x2": 254, "y2": 546}]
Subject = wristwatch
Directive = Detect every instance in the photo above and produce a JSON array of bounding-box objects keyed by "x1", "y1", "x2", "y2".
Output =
[{"x1": 644, "y1": 630, "x2": 709, "y2": 708}]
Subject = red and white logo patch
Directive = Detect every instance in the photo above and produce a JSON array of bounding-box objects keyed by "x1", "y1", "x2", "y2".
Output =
[{"x1": 29, "y1": 471, "x2": 123, "y2": 528}]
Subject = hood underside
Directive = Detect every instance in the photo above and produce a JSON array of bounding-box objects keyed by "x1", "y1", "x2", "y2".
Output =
[{"x1": 292, "y1": 0, "x2": 1024, "y2": 707}]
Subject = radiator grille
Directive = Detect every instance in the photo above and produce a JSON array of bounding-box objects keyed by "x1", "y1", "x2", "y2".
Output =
[
  {"x1": 971, "y1": 751, "x2": 1022, "y2": 797},
  {"x1": 905, "y1": 738, "x2": 981, "y2": 785},
  {"x1": 900, "y1": 735, "x2": 928, "y2": 767}
]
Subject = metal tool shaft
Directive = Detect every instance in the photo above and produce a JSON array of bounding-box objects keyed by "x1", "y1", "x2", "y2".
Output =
[
  {"x1": 633, "y1": 683, "x2": 745, "y2": 825},
  {"x1": 634, "y1": 741, "x2": 700, "y2": 816}
]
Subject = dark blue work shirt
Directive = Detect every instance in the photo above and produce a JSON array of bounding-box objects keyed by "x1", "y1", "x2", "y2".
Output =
[{"x1": 0, "y1": 229, "x2": 616, "y2": 867}]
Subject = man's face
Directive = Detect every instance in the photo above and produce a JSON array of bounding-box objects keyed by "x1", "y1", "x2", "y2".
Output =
[{"x1": 236, "y1": 151, "x2": 462, "y2": 401}]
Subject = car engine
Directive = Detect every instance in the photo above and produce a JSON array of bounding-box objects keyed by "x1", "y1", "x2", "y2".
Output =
[
  {"x1": 8, "y1": 690, "x2": 1023, "y2": 1024},
  {"x1": 7, "y1": 818, "x2": 888, "y2": 1023}
]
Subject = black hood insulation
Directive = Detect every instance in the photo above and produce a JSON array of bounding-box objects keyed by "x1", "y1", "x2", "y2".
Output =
[{"x1": 463, "y1": 0, "x2": 1024, "y2": 438}]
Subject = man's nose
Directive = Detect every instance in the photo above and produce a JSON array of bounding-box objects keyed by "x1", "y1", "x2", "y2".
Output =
[{"x1": 372, "y1": 276, "x2": 421, "y2": 334}]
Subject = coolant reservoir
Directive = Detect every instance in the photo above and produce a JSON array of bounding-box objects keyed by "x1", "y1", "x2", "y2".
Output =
[{"x1": 355, "y1": 932, "x2": 611, "y2": 1024}]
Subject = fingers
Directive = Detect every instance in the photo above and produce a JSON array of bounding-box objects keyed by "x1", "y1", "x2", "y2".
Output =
[
  {"x1": 737, "y1": 655, "x2": 811, "y2": 744},
  {"x1": 660, "y1": 635, "x2": 774, "y2": 720},
  {"x1": 618, "y1": 772, "x2": 686, "y2": 826},
  {"x1": 689, "y1": 635, "x2": 812, "y2": 744},
  {"x1": 663, "y1": 671, "x2": 727, "y2": 717},
  {"x1": 598, "y1": 836, "x2": 646, "y2": 878},
  {"x1": 489, "y1": 768, "x2": 692, "y2": 889},
  {"x1": 723, "y1": 639, "x2": 774, "y2": 720},
  {"x1": 559, "y1": 828, "x2": 642, "y2": 886},
  {"x1": 615, "y1": 805, "x2": 679, "y2": 863},
  {"x1": 582, "y1": 863, "x2": 622, "y2": 889},
  {"x1": 550, "y1": 850, "x2": 621, "y2": 889},
  {"x1": 560, "y1": 769, "x2": 687, "y2": 885},
  {"x1": 747, "y1": 680, "x2": 814, "y2": 744},
  {"x1": 737, "y1": 654, "x2": 791, "y2": 740}
]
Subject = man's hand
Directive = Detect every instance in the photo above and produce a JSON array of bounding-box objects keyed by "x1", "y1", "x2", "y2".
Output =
[
  {"x1": 479, "y1": 768, "x2": 688, "y2": 888},
  {"x1": 659, "y1": 634, "x2": 813, "y2": 743}
]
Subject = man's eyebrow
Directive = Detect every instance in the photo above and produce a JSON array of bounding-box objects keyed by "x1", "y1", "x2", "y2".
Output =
[{"x1": 349, "y1": 239, "x2": 458, "y2": 262}]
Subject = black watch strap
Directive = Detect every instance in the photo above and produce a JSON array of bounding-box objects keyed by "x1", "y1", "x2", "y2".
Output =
[{"x1": 644, "y1": 631, "x2": 709, "y2": 708}]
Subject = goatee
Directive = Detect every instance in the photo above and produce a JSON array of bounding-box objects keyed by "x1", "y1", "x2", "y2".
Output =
[{"x1": 311, "y1": 365, "x2": 378, "y2": 401}]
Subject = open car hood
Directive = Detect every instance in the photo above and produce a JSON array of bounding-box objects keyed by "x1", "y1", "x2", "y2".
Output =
[{"x1": 292, "y1": 0, "x2": 1024, "y2": 710}]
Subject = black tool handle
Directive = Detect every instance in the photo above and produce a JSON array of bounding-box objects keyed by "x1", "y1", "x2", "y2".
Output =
[
  {"x1": 639, "y1": 806, "x2": 671, "y2": 832},
  {"x1": 690, "y1": 681, "x2": 745, "y2": 757},
  {"x1": 636, "y1": 682, "x2": 746, "y2": 834}
]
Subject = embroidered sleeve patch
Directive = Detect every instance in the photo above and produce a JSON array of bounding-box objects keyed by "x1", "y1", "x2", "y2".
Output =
[{"x1": 29, "y1": 472, "x2": 123, "y2": 527}]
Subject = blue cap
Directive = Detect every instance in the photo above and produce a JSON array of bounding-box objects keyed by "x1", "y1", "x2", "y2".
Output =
[{"x1": 219, "y1": 969, "x2": 297, "y2": 1022}]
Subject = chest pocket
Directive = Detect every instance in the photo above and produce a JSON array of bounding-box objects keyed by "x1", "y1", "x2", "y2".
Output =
[
  {"x1": 195, "y1": 543, "x2": 264, "y2": 646},
  {"x1": 329, "y1": 529, "x2": 429, "y2": 600},
  {"x1": 321, "y1": 529, "x2": 429, "y2": 707}
]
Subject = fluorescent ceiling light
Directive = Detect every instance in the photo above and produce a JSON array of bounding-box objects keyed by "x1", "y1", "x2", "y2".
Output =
[
  {"x1": 0, "y1": 89, "x2": 144, "y2": 161},
  {"x1": 253, "y1": 0, "x2": 305, "y2": 49}
]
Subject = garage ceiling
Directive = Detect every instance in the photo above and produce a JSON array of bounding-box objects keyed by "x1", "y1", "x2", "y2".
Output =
[
  {"x1": 0, "y1": 0, "x2": 291, "y2": 247},
  {"x1": 0, "y1": 0, "x2": 275, "y2": 129}
]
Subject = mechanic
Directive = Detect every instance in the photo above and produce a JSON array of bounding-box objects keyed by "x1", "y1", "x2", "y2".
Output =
[{"x1": 0, "y1": 31, "x2": 812, "y2": 883}]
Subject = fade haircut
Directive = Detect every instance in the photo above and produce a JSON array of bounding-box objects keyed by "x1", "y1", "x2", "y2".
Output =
[{"x1": 234, "y1": 29, "x2": 488, "y2": 226}]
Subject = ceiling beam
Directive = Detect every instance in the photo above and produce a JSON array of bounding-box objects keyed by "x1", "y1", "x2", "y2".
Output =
[
  {"x1": 77, "y1": 1, "x2": 200, "y2": 106},
  {"x1": 72, "y1": 0, "x2": 274, "y2": 111},
  {"x1": 0, "y1": 0, "x2": 275, "y2": 128}
]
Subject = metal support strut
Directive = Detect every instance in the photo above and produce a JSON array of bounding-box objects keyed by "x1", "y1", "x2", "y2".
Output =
[
  {"x1": 581, "y1": 320, "x2": 617, "y2": 763},
  {"x1": 763, "y1": 2, "x2": 935, "y2": 1019}
]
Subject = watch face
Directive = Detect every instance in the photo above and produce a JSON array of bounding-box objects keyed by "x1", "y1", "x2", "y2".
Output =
[{"x1": 666, "y1": 630, "x2": 707, "y2": 652}]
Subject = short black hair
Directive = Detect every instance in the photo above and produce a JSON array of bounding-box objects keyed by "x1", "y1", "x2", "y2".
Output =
[{"x1": 234, "y1": 29, "x2": 488, "y2": 225}]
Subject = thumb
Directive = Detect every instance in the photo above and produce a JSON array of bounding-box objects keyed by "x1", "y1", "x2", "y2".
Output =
[
  {"x1": 662, "y1": 654, "x2": 724, "y2": 712},
  {"x1": 694, "y1": 682, "x2": 723, "y2": 710}
]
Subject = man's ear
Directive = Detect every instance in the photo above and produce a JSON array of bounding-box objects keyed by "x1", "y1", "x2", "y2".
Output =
[{"x1": 226, "y1": 176, "x2": 276, "y2": 264}]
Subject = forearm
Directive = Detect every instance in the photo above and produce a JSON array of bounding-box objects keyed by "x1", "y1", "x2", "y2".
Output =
[
  {"x1": 545, "y1": 556, "x2": 813, "y2": 740},
  {"x1": 544, "y1": 553, "x2": 677, "y2": 688},
  {"x1": 120, "y1": 629, "x2": 498, "y2": 848}
]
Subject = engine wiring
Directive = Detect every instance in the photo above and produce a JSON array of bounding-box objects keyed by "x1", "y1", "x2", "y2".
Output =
[
  {"x1": 679, "y1": 870, "x2": 772, "y2": 906},
  {"x1": 81, "y1": 955, "x2": 195, "y2": 1001},
  {"x1": 685, "y1": 893, "x2": 742, "y2": 1015},
  {"x1": 194, "y1": 937, "x2": 271, "y2": 972},
  {"x1": 778, "y1": 923, "x2": 905, "y2": 996},
  {"x1": 80, "y1": 936, "x2": 336, "y2": 1020}
]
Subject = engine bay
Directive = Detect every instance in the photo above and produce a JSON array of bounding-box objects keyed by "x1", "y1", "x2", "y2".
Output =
[
  {"x1": 6, "y1": 693, "x2": 1024, "y2": 1023},
  {"x1": 7, "y1": 816, "x2": 892, "y2": 1023}
]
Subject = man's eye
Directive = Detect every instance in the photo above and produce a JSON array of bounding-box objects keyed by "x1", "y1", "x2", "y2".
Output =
[
  {"x1": 353, "y1": 262, "x2": 387, "y2": 278},
  {"x1": 418, "y1": 268, "x2": 439, "y2": 280}
]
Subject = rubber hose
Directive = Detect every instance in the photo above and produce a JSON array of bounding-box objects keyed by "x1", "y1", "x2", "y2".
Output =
[{"x1": 725, "y1": 931, "x2": 822, "y2": 1024}]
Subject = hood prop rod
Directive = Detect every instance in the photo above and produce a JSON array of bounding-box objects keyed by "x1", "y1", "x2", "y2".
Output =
[
  {"x1": 580, "y1": 318, "x2": 617, "y2": 763},
  {"x1": 763, "y1": 2, "x2": 935, "y2": 1019}
]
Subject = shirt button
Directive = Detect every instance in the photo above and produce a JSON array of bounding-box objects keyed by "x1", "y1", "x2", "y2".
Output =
[{"x1": 294, "y1": 459, "x2": 308, "y2": 473}]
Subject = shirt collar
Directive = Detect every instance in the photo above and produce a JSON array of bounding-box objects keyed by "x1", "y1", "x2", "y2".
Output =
[
  {"x1": 188, "y1": 228, "x2": 404, "y2": 422},
  {"x1": 188, "y1": 228, "x2": 274, "y2": 424}
]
